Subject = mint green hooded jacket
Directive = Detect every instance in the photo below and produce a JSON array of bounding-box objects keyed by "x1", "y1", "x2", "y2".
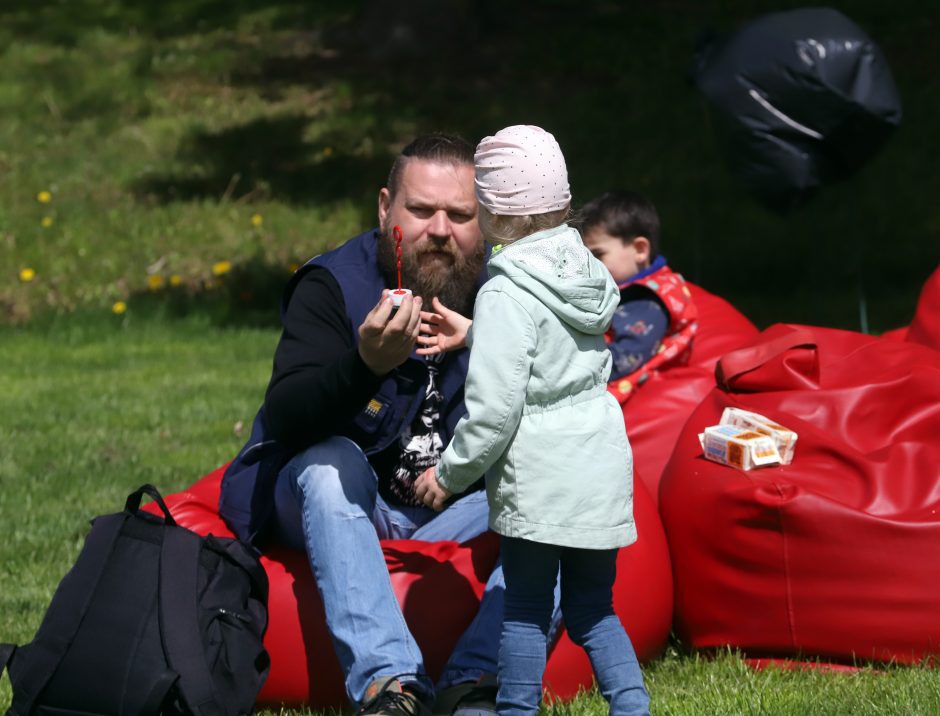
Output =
[{"x1": 436, "y1": 224, "x2": 636, "y2": 550}]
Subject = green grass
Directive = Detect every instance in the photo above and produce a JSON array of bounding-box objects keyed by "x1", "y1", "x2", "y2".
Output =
[
  {"x1": 2, "y1": 0, "x2": 938, "y2": 330},
  {"x1": 0, "y1": 317, "x2": 275, "y2": 630},
  {"x1": 642, "y1": 649, "x2": 940, "y2": 715},
  {"x1": 3, "y1": 320, "x2": 940, "y2": 715},
  {"x1": 2, "y1": 1, "x2": 939, "y2": 713}
]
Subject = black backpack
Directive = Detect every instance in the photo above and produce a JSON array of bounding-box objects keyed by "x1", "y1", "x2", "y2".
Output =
[{"x1": 0, "y1": 485, "x2": 270, "y2": 716}]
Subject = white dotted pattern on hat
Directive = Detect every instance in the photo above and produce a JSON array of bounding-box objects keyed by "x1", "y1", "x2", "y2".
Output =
[{"x1": 474, "y1": 125, "x2": 571, "y2": 216}]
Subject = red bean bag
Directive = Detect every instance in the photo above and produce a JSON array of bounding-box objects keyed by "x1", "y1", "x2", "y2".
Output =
[
  {"x1": 152, "y1": 467, "x2": 672, "y2": 708},
  {"x1": 620, "y1": 283, "x2": 759, "y2": 501},
  {"x1": 684, "y1": 283, "x2": 761, "y2": 370},
  {"x1": 907, "y1": 265, "x2": 940, "y2": 351},
  {"x1": 659, "y1": 323, "x2": 940, "y2": 664},
  {"x1": 881, "y1": 265, "x2": 940, "y2": 351}
]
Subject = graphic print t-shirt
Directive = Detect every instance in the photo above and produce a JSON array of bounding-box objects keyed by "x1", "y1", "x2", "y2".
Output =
[{"x1": 377, "y1": 357, "x2": 444, "y2": 507}]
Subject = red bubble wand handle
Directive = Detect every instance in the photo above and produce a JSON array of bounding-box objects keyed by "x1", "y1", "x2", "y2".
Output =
[
  {"x1": 393, "y1": 225, "x2": 403, "y2": 291},
  {"x1": 389, "y1": 225, "x2": 411, "y2": 310}
]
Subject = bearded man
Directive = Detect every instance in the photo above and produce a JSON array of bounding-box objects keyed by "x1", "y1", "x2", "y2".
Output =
[{"x1": 219, "y1": 134, "x2": 500, "y2": 716}]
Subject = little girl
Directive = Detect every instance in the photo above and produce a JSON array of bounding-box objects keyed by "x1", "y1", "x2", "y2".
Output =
[{"x1": 414, "y1": 125, "x2": 650, "y2": 716}]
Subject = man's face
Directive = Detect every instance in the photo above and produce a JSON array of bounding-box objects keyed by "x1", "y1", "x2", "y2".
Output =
[{"x1": 378, "y1": 159, "x2": 484, "y2": 313}]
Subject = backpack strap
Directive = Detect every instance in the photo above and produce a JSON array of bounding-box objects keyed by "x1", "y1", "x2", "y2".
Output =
[
  {"x1": 7, "y1": 512, "x2": 127, "y2": 716},
  {"x1": 159, "y1": 526, "x2": 225, "y2": 716},
  {"x1": 125, "y1": 483, "x2": 177, "y2": 526},
  {"x1": 140, "y1": 670, "x2": 182, "y2": 715},
  {"x1": 0, "y1": 643, "x2": 15, "y2": 673}
]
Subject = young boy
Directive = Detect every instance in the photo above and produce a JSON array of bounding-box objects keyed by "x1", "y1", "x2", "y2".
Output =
[{"x1": 576, "y1": 191, "x2": 698, "y2": 403}]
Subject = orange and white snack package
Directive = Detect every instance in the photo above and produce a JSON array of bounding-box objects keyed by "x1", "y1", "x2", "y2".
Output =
[
  {"x1": 699, "y1": 425, "x2": 782, "y2": 470},
  {"x1": 719, "y1": 407, "x2": 798, "y2": 464}
]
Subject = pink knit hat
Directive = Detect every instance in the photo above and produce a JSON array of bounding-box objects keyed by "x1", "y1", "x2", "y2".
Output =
[{"x1": 474, "y1": 125, "x2": 571, "y2": 216}]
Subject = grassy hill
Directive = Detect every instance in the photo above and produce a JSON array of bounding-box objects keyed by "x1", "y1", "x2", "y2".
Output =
[{"x1": 3, "y1": 0, "x2": 938, "y2": 330}]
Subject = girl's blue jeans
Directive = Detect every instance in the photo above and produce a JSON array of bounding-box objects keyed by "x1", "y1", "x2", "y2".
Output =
[{"x1": 498, "y1": 536, "x2": 651, "y2": 716}]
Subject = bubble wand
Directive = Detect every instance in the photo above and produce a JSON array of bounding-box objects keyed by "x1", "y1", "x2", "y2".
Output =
[
  {"x1": 390, "y1": 225, "x2": 412, "y2": 309},
  {"x1": 395, "y1": 225, "x2": 403, "y2": 291}
]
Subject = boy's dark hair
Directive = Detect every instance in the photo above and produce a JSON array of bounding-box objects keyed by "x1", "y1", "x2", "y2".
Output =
[
  {"x1": 576, "y1": 190, "x2": 661, "y2": 258},
  {"x1": 387, "y1": 132, "x2": 475, "y2": 198}
]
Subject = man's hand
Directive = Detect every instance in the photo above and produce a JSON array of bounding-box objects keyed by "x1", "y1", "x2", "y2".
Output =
[
  {"x1": 358, "y1": 290, "x2": 423, "y2": 376},
  {"x1": 414, "y1": 466, "x2": 453, "y2": 511},
  {"x1": 416, "y1": 297, "x2": 472, "y2": 356}
]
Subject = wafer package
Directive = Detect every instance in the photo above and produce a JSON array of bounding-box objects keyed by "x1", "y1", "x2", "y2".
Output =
[
  {"x1": 719, "y1": 407, "x2": 798, "y2": 464},
  {"x1": 699, "y1": 425, "x2": 782, "y2": 470}
]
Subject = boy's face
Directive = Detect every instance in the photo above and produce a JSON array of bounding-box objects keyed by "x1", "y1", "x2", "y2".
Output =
[{"x1": 582, "y1": 228, "x2": 650, "y2": 284}]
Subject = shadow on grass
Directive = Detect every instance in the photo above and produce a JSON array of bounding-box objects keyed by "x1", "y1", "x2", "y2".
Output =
[
  {"x1": 121, "y1": 256, "x2": 295, "y2": 329},
  {"x1": 128, "y1": 1, "x2": 499, "y2": 207},
  {"x1": 0, "y1": 0, "x2": 350, "y2": 46},
  {"x1": 125, "y1": 3, "x2": 600, "y2": 211},
  {"x1": 131, "y1": 114, "x2": 396, "y2": 206},
  {"x1": 8, "y1": 0, "x2": 938, "y2": 330}
]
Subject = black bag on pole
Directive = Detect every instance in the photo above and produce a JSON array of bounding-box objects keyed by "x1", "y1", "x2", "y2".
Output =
[
  {"x1": 693, "y1": 6, "x2": 902, "y2": 211},
  {"x1": 0, "y1": 485, "x2": 270, "y2": 716}
]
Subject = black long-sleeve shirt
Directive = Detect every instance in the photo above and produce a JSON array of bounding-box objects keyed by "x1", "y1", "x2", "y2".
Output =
[
  {"x1": 263, "y1": 267, "x2": 383, "y2": 453},
  {"x1": 264, "y1": 266, "x2": 462, "y2": 507}
]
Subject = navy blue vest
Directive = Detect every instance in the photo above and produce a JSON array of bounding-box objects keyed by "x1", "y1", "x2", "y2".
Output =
[{"x1": 218, "y1": 229, "x2": 476, "y2": 544}]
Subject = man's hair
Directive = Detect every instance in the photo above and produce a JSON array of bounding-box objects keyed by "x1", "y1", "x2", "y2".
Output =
[
  {"x1": 478, "y1": 206, "x2": 570, "y2": 245},
  {"x1": 386, "y1": 132, "x2": 475, "y2": 198},
  {"x1": 575, "y1": 190, "x2": 661, "y2": 258}
]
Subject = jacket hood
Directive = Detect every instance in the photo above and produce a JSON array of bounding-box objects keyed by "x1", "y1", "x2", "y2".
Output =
[{"x1": 486, "y1": 225, "x2": 619, "y2": 335}]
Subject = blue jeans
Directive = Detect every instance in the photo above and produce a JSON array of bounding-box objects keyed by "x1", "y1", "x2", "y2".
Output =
[
  {"x1": 273, "y1": 436, "x2": 518, "y2": 705},
  {"x1": 498, "y1": 537, "x2": 650, "y2": 716}
]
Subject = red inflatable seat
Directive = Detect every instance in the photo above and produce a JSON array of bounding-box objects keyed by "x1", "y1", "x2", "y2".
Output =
[
  {"x1": 881, "y1": 265, "x2": 940, "y2": 351},
  {"x1": 659, "y1": 323, "x2": 940, "y2": 665},
  {"x1": 684, "y1": 283, "x2": 761, "y2": 370},
  {"x1": 907, "y1": 265, "x2": 940, "y2": 350},
  {"x1": 620, "y1": 283, "x2": 759, "y2": 502},
  {"x1": 152, "y1": 467, "x2": 672, "y2": 708}
]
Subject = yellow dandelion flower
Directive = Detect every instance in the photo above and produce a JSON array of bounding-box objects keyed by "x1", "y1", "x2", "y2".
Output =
[
  {"x1": 37, "y1": 190, "x2": 52, "y2": 203},
  {"x1": 250, "y1": 213, "x2": 263, "y2": 227},
  {"x1": 212, "y1": 260, "x2": 232, "y2": 276},
  {"x1": 41, "y1": 216, "x2": 54, "y2": 228},
  {"x1": 147, "y1": 274, "x2": 165, "y2": 291},
  {"x1": 288, "y1": 262, "x2": 301, "y2": 273},
  {"x1": 322, "y1": 146, "x2": 334, "y2": 158},
  {"x1": 112, "y1": 301, "x2": 127, "y2": 314},
  {"x1": 19, "y1": 267, "x2": 36, "y2": 282},
  {"x1": 169, "y1": 274, "x2": 183, "y2": 287}
]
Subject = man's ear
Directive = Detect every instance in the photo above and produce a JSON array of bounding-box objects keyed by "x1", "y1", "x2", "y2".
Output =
[
  {"x1": 633, "y1": 236, "x2": 652, "y2": 264},
  {"x1": 378, "y1": 187, "x2": 391, "y2": 228}
]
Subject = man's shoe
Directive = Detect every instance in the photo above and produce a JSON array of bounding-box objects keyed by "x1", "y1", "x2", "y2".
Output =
[
  {"x1": 433, "y1": 675, "x2": 498, "y2": 716},
  {"x1": 360, "y1": 677, "x2": 431, "y2": 716}
]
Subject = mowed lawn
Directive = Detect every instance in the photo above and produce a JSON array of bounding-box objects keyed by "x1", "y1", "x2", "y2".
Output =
[
  {"x1": 2, "y1": 0, "x2": 939, "y2": 713},
  {"x1": 2, "y1": 319, "x2": 939, "y2": 715}
]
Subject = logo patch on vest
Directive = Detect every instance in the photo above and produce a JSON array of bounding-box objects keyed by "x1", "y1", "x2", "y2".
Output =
[{"x1": 354, "y1": 397, "x2": 389, "y2": 433}]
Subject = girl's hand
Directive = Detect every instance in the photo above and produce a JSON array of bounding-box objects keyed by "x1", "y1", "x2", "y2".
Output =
[
  {"x1": 416, "y1": 297, "x2": 472, "y2": 356},
  {"x1": 414, "y1": 466, "x2": 453, "y2": 511}
]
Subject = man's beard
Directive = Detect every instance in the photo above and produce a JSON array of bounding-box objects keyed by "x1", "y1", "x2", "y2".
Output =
[{"x1": 378, "y1": 224, "x2": 485, "y2": 317}]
